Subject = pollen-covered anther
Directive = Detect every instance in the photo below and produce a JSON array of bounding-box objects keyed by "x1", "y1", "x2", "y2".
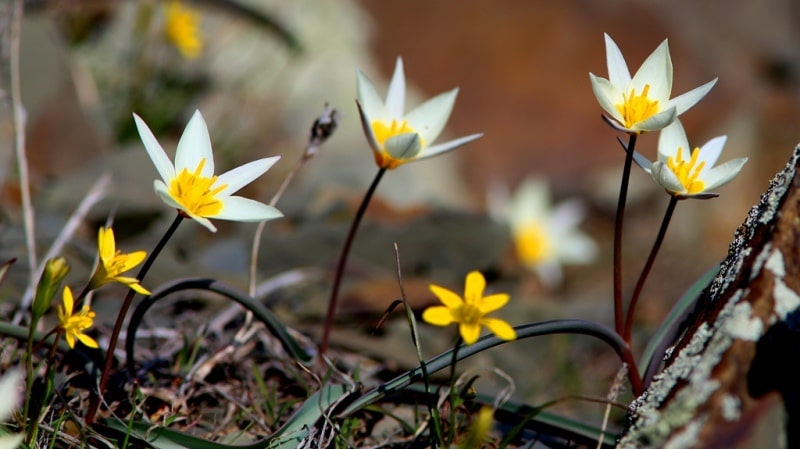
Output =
[
  {"x1": 168, "y1": 158, "x2": 228, "y2": 216},
  {"x1": 616, "y1": 84, "x2": 660, "y2": 129},
  {"x1": 667, "y1": 146, "x2": 706, "y2": 194}
]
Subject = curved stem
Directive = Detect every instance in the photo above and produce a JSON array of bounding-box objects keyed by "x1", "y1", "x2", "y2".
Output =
[
  {"x1": 86, "y1": 212, "x2": 184, "y2": 424},
  {"x1": 320, "y1": 167, "x2": 387, "y2": 356},
  {"x1": 624, "y1": 196, "x2": 678, "y2": 343},
  {"x1": 339, "y1": 319, "x2": 643, "y2": 417},
  {"x1": 613, "y1": 134, "x2": 638, "y2": 337}
]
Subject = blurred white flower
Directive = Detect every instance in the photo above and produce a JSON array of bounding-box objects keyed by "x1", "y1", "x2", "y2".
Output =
[
  {"x1": 490, "y1": 178, "x2": 598, "y2": 287},
  {"x1": 634, "y1": 119, "x2": 747, "y2": 198},
  {"x1": 356, "y1": 57, "x2": 482, "y2": 169},
  {"x1": 589, "y1": 33, "x2": 716, "y2": 134},
  {"x1": 134, "y1": 110, "x2": 283, "y2": 232},
  {"x1": 0, "y1": 370, "x2": 23, "y2": 449}
]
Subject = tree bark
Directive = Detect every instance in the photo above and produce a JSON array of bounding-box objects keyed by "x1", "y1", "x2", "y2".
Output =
[{"x1": 618, "y1": 146, "x2": 800, "y2": 449}]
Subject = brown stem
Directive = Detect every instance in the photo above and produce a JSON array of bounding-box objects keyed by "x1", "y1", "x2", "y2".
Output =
[
  {"x1": 319, "y1": 168, "x2": 386, "y2": 356},
  {"x1": 624, "y1": 196, "x2": 678, "y2": 343},
  {"x1": 86, "y1": 212, "x2": 184, "y2": 423},
  {"x1": 613, "y1": 133, "x2": 638, "y2": 337}
]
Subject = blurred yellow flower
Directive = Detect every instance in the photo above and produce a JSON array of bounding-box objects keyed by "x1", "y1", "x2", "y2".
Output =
[
  {"x1": 164, "y1": 1, "x2": 202, "y2": 59},
  {"x1": 422, "y1": 271, "x2": 516, "y2": 345},
  {"x1": 88, "y1": 227, "x2": 150, "y2": 295},
  {"x1": 490, "y1": 178, "x2": 598, "y2": 287},
  {"x1": 57, "y1": 286, "x2": 98, "y2": 349},
  {"x1": 589, "y1": 33, "x2": 716, "y2": 134},
  {"x1": 356, "y1": 57, "x2": 482, "y2": 169}
]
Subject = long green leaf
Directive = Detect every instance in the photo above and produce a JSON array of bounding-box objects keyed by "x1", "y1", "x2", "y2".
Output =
[
  {"x1": 102, "y1": 384, "x2": 350, "y2": 449},
  {"x1": 125, "y1": 278, "x2": 312, "y2": 371},
  {"x1": 339, "y1": 319, "x2": 627, "y2": 417}
]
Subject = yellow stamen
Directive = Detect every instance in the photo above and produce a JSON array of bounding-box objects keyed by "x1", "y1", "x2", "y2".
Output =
[
  {"x1": 666, "y1": 147, "x2": 706, "y2": 194},
  {"x1": 168, "y1": 158, "x2": 228, "y2": 217},
  {"x1": 455, "y1": 303, "x2": 482, "y2": 325},
  {"x1": 514, "y1": 222, "x2": 553, "y2": 265},
  {"x1": 615, "y1": 84, "x2": 660, "y2": 129}
]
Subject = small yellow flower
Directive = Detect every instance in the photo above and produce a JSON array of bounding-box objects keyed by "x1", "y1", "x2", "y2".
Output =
[
  {"x1": 422, "y1": 271, "x2": 516, "y2": 345},
  {"x1": 164, "y1": 1, "x2": 203, "y2": 59},
  {"x1": 88, "y1": 227, "x2": 150, "y2": 295},
  {"x1": 459, "y1": 406, "x2": 494, "y2": 449},
  {"x1": 57, "y1": 286, "x2": 99, "y2": 349}
]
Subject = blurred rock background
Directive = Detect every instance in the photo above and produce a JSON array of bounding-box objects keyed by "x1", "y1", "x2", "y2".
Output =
[{"x1": 1, "y1": 0, "x2": 799, "y2": 429}]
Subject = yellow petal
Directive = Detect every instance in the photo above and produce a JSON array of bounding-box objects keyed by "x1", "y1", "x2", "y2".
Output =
[
  {"x1": 482, "y1": 318, "x2": 516, "y2": 341},
  {"x1": 464, "y1": 271, "x2": 486, "y2": 304},
  {"x1": 459, "y1": 322, "x2": 481, "y2": 345},
  {"x1": 77, "y1": 333, "x2": 99, "y2": 349},
  {"x1": 99, "y1": 227, "x2": 115, "y2": 262},
  {"x1": 62, "y1": 286, "x2": 74, "y2": 316},
  {"x1": 478, "y1": 293, "x2": 509, "y2": 314},
  {"x1": 122, "y1": 251, "x2": 147, "y2": 270},
  {"x1": 64, "y1": 333, "x2": 76, "y2": 349},
  {"x1": 429, "y1": 284, "x2": 463, "y2": 309},
  {"x1": 422, "y1": 306, "x2": 456, "y2": 326}
]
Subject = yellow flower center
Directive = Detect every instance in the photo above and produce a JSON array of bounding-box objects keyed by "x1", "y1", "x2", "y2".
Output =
[
  {"x1": 666, "y1": 146, "x2": 706, "y2": 194},
  {"x1": 165, "y1": 1, "x2": 203, "y2": 59},
  {"x1": 106, "y1": 252, "x2": 132, "y2": 277},
  {"x1": 168, "y1": 158, "x2": 227, "y2": 217},
  {"x1": 514, "y1": 222, "x2": 553, "y2": 265},
  {"x1": 615, "y1": 84, "x2": 660, "y2": 129},
  {"x1": 370, "y1": 119, "x2": 425, "y2": 169},
  {"x1": 455, "y1": 303, "x2": 482, "y2": 325},
  {"x1": 60, "y1": 305, "x2": 95, "y2": 334}
]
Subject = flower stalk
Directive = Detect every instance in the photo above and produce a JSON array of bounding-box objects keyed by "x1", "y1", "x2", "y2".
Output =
[
  {"x1": 624, "y1": 196, "x2": 678, "y2": 343},
  {"x1": 320, "y1": 167, "x2": 386, "y2": 356},
  {"x1": 86, "y1": 212, "x2": 184, "y2": 424},
  {"x1": 613, "y1": 133, "x2": 637, "y2": 337}
]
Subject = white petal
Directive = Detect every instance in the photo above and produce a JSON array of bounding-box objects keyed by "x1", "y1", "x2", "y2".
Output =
[
  {"x1": 702, "y1": 157, "x2": 748, "y2": 191},
  {"x1": 657, "y1": 119, "x2": 690, "y2": 161},
  {"x1": 216, "y1": 196, "x2": 284, "y2": 222},
  {"x1": 405, "y1": 88, "x2": 458, "y2": 144},
  {"x1": 589, "y1": 74, "x2": 624, "y2": 124},
  {"x1": 651, "y1": 161, "x2": 685, "y2": 193},
  {"x1": 384, "y1": 57, "x2": 406, "y2": 118},
  {"x1": 695, "y1": 135, "x2": 727, "y2": 176},
  {"x1": 636, "y1": 107, "x2": 676, "y2": 133},
  {"x1": 631, "y1": 39, "x2": 672, "y2": 101},
  {"x1": 384, "y1": 133, "x2": 422, "y2": 160},
  {"x1": 416, "y1": 133, "x2": 482, "y2": 161},
  {"x1": 668, "y1": 78, "x2": 717, "y2": 116},
  {"x1": 175, "y1": 110, "x2": 214, "y2": 175},
  {"x1": 189, "y1": 214, "x2": 217, "y2": 232},
  {"x1": 555, "y1": 232, "x2": 598, "y2": 264},
  {"x1": 604, "y1": 33, "x2": 631, "y2": 88},
  {"x1": 216, "y1": 156, "x2": 280, "y2": 196},
  {"x1": 0, "y1": 369, "x2": 21, "y2": 421},
  {"x1": 356, "y1": 69, "x2": 388, "y2": 122},
  {"x1": 535, "y1": 262, "x2": 563, "y2": 289},
  {"x1": 356, "y1": 100, "x2": 381, "y2": 154},
  {"x1": 133, "y1": 113, "x2": 175, "y2": 183},
  {"x1": 0, "y1": 434, "x2": 24, "y2": 449},
  {"x1": 549, "y1": 199, "x2": 586, "y2": 230},
  {"x1": 632, "y1": 150, "x2": 653, "y2": 174},
  {"x1": 154, "y1": 180, "x2": 185, "y2": 211},
  {"x1": 510, "y1": 178, "x2": 549, "y2": 225}
]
